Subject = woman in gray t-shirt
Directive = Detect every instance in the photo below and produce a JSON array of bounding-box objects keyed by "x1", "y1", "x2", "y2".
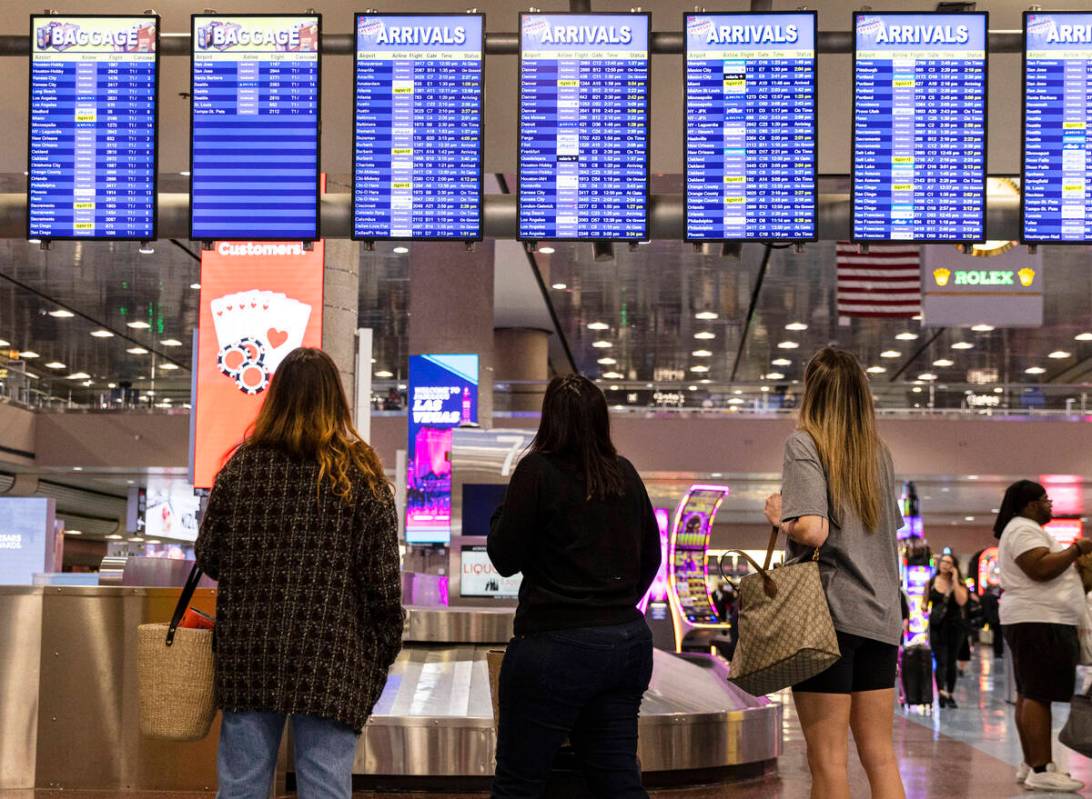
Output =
[{"x1": 763, "y1": 347, "x2": 905, "y2": 799}]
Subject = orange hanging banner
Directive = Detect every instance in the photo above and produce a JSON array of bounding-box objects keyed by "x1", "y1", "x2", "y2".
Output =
[{"x1": 192, "y1": 241, "x2": 324, "y2": 489}]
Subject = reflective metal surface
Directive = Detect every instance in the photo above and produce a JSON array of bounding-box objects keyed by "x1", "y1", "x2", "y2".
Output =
[
  {"x1": 0, "y1": 591, "x2": 41, "y2": 789},
  {"x1": 404, "y1": 606, "x2": 514, "y2": 644}
]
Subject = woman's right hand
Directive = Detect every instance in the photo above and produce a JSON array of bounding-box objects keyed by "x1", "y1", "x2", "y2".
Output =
[{"x1": 764, "y1": 493, "x2": 782, "y2": 528}]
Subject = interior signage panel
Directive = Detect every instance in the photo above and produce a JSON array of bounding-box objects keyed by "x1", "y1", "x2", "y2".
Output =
[
  {"x1": 684, "y1": 12, "x2": 817, "y2": 241},
  {"x1": 517, "y1": 13, "x2": 650, "y2": 241},
  {"x1": 353, "y1": 13, "x2": 484, "y2": 241},
  {"x1": 1022, "y1": 12, "x2": 1092, "y2": 243},
  {"x1": 190, "y1": 14, "x2": 321, "y2": 241},
  {"x1": 852, "y1": 12, "x2": 988, "y2": 243},
  {"x1": 28, "y1": 15, "x2": 158, "y2": 241},
  {"x1": 921, "y1": 245, "x2": 1043, "y2": 328}
]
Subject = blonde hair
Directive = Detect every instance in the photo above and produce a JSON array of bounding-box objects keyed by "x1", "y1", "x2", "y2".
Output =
[{"x1": 798, "y1": 347, "x2": 883, "y2": 531}]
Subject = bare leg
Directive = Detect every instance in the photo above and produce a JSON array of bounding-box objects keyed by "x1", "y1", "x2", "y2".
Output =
[
  {"x1": 793, "y1": 692, "x2": 852, "y2": 799},
  {"x1": 1018, "y1": 695, "x2": 1054, "y2": 768},
  {"x1": 1014, "y1": 695, "x2": 1031, "y2": 764},
  {"x1": 850, "y1": 688, "x2": 906, "y2": 799}
]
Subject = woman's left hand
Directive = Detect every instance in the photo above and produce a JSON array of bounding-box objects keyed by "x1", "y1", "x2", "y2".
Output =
[{"x1": 764, "y1": 493, "x2": 782, "y2": 528}]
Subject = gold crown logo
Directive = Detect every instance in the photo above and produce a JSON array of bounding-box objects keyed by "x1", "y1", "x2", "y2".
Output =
[
  {"x1": 1018, "y1": 267, "x2": 1036, "y2": 288},
  {"x1": 933, "y1": 268, "x2": 952, "y2": 287}
]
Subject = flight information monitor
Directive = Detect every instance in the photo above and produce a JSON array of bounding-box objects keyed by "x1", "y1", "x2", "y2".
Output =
[
  {"x1": 852, "y1": 12, "x2": 987, "y2": 242},
  {"x1": 518, "y1": 13, "x2": 650, "y2": 241},
  {"x1": 353, "y1": 14, "x2": 484, "y2": 241},
  {"x1": 190, "y1": 14, "x2": 321, "y2": 241},
  {"x1": 684, "y1": 12, "x2": 817, "y2": 241},
  {"x1": 29, "y1": 15, "x2": 158, "y2": 241},
  {"x1": 1023, "y1": 12, "x2": 1092, "y2": 243}
]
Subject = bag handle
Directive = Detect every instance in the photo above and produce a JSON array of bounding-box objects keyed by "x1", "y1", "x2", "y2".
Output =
[
  {"x1": 718, "y1": 525, "x2": 820, "y2": 600},
  {"x1": 165, "y1": 562, "x2": 204, "y2": 647}
]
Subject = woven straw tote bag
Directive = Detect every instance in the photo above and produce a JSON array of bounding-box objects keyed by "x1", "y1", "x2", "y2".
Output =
[
  {"x1": 137, "y1": 564, "x2": 216, "y2": 741},
  {"x1": 724, "y1": 527, "x2": 840, "y2": 696}
]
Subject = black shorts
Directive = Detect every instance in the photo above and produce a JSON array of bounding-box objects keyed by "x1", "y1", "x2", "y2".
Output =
[
  {"x1": 1003, "y1": 622, "x2": 1079, "y2": 704},
  {"x1": 792, "y1": 631, "x2": 899, "y2": 694}
]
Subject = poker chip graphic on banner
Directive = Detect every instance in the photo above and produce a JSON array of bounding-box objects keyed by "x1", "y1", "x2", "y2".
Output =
[{"x1": 210, "y1": 290, "x2": 312, "y2": 395}]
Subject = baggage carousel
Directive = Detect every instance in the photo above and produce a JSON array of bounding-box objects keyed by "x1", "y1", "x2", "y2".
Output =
[{"x1": 351, "y1": 605, "x2": 783, "y2": 786}]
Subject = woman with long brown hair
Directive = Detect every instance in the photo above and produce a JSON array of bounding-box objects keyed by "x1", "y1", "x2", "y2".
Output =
[
  {"x1": 764, "y1": 347, "x2": 905, "y2": 799},
  {"x1": 195, "y1": 348, "x2": 403, "y2": 799}
]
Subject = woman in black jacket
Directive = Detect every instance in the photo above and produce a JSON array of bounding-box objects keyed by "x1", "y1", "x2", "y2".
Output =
[
  {"x1": 195, "y1": 348, "x2": 404, "y2": 799},
  {"x1": 929, "y1": 553, "x2": 969, "y2": 708},
  {"x1": 488, "y1": 374, "x2": 662, "y2": 799}
]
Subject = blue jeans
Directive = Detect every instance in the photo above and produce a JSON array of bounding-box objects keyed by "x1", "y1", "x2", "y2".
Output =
[
  {"x1": 492, "y1": 619, "x2": 654, "y2": 799},
  {"x1": 217, "y1": 711, "x2": 359, "y2": 799}
]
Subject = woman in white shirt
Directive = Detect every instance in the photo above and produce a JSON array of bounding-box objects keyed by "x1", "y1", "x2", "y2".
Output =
[{"x1": 997, "y1": 479, "x2": 1092, "y2": 794}]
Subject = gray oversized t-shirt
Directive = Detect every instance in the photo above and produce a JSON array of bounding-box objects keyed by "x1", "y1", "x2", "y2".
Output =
[{"x1": 780, "y1": 430, "x2": 904, "y2": 646}]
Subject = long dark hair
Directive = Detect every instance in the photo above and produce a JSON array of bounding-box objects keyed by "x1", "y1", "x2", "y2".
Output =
[
  {"x1": 245, "y1": 348, "x2": 387, "y2": 500},
  {"x1": 530, "y1": 374, "x2": 624, "y2": 499},
  {"x1": 993, "y1": 480, "x2": 1046, "y2": 539}
]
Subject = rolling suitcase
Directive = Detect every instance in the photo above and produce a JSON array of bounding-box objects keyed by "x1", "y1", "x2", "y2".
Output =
[{"x1": 900, "y1": 645, "x2": 933, "y2": 708}]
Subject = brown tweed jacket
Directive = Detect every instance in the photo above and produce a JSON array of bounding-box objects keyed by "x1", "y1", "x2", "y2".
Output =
[{"x1": 195, "y1": 443, "x2": 404, "y2": 732}]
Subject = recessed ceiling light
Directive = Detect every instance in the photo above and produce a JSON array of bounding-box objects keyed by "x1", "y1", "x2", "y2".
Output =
[
  {"x1": 918, "y1": 372, "x2": 938, "y2": 381},
  {"x1": 967, "y1": 475, "x2": 979, "y2": 480},
  {"x1": 761, "y1": 386, "x2": 770, "y2": 392},
  {"x1": 90, "y1": 330, "x2": 113, "y2": 338},
  {"x1": 19, "y1": 350, "x2": 38, "y2": 359},
  {"x1": 912, "y1": 313, "x2": 924, "y2": 321},
  {"x1": 692, "y1": 350, "x2": 712, "y2": 357},
  {"x1": 597, "y1": 357, "x2": 616, "y2": 365},
  {"x1": 127, "y1": 347, "x2": 148, "y2": 355},
  {"x1": 765, "y1": 371, "x2": 785, "y2": 380},
  {"x1": 688, "y1": 385, "x2": 697, "y2": 391},
  {"x1": 777, "y1": 341, "x2": 799, "y2": 349},
  {"x1": 105, "y1": 534, "x2": 123, "y2": 541},
  {"x1": 951, "y1": 342, "x2": 974, "y2": 350},
  {"x1": 551, "y1": 282, "x2": 567, "y2": 290},
  {"x1": 895, "y1": 332, "x2": 919, "y2": 341},
  {"x1": 146, "y1": 390, "x2": 155, "y2": 396},
  {"x1": 537, "y1": 246, "x2": 555, "y2": 255},
  {"x1": 66, "y1": 372, "x2": 90, "y2": 380},
  {"x1": 912, "y1": 386, "x2": 923, "y2": 393},
  {"x1": 690, "y1": 365, "x2": 710, "y2": 373},
  {"x1": 44, "y1": 361, "x2": 65, "y2": 369},
  {"x1": 964, "y1": 516, "x2": 976, "y2": 522},
  {"x1": 127, "y1": 321, "x2": 151, "y2": 330},
  {"x1": 138, "y1": 245, "x2": 155, "y2": 255},
  {"x1": 785, "y1": 322, "x2": 808, "y2": 331},
  {"x1": 771, "y1": 358, "x2": 792, "y2": 367},
  {"x1": 699, "y1": 378, "x2": 712, "y2": 384},
  {"x1": 1025, "y1": 366, "x2": 1046, "y2": 375},
  {"x1": 108, "y1": 382, "x2": 116, "y2": 389},
  {"x1": 733, "y1": 389, "x2": 743, "y2": 395},
  {"x1": 1049, "y1": 350, "x2": 1071, "y2": 359},
  {"x1": 587, "y1": 322, "x2": 609, "y2": 331},
  {"x1": 602, "y1": 371, "x2": 623, "y2": 379},
  {"x1": 146, "y1": 539, "x2": 162, "y2": 545},
  {"x1": 160, "y1": 339, "x2": 182, "y2": 347},
  {"x1": 728, "y1": 397, "x2": 744, "y2": 405},
  {"x1": 189, "y1": 283, "x2": 201, "y2": 290},
  {"x1": 880, "y1": 350, "x2": 901, "y2": 359},
  {"x1": 27, "y1": 238, "x2": 41, "y2": 244},
  {"x1": 49, "y1": 309, "x2": 74, "y2": 318},
  {"x1": 933, "y1": 359, "x2": 954, "y2": 367},
  {"x1": 179, "y1": 170, "x2": 191, "y2": 177},
  {"x1": 994, "y1": 386, "x2": 1004, "y2": 393},
  {"x1": 971, "y1": 324, "x2": 995, "y2": 333},
  {"x1": 392, "y1": 246, "x2": 409, "y2": 254},
  {"x1": 1075, "y1": 332, "x2": 1092, "y2": 342},
  {"x1": 72, "y1": 466, "x2": 82, "y2": 471},
  {"x1": 65, "y1": 529, "x2": 82, "y2": 536},
  {"x1": 694, "y1": 331, "x2": 716, "y2": 340},
  {"x1": 129, "y1": 536, "x2": 145, "y2": 543},
  {"x1": 592, "y1": 340, "x2": 613, "y2": 349},
  {"x1": 159, "y1": 363, "x2": 180, "y2": 371},
  {"x1": 695, "y1": 311, "x2": 718, "y2": 321},
  {"x1": 374, "y1": 370, "x2": 393, "y2": 378},
  {"x1": 866, "y1": 366, "x2": 887, "y2": 374},
  {"x1": 0, "y1": 339, "x2": 8, "y2": 348}
]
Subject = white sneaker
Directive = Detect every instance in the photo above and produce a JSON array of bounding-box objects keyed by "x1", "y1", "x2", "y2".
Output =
[
  {"x1": 1023, "y1": 767, "x2": 1084, "y2": 793},
  {"x1": 1016, "y1": 763, "x2": 1030, "y2": 784}
]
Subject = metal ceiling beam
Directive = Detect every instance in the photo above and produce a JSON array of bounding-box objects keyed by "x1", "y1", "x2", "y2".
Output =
[{"x1": 0, "y1": 191, "x2": 1023, "y2": 241}]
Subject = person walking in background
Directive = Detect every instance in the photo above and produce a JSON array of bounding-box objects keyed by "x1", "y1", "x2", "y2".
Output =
[
  {"x1": 997, "y1": 479, "x2": 1092, "y2": 793},
  {"x1": 488, "y1": 374, "x2": 662, "y2": 799},
  {"x1": 928, "y1": 553, "x2": 968, "y2": 708},
  {"x1": 763, "y1": 348, "x2": 905, "y2": 799},
  {"x1": 195, "y1": 348, "x2": 404, "y2": 799}
]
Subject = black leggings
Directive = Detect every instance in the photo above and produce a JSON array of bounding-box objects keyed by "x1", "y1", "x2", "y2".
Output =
[{"x1": 931, "y1": 623, "x2": 966, "y2": 694}]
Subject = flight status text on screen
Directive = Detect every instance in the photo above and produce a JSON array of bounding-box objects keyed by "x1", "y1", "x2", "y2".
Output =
[
  {"x1": 1023, "y1": 13, "x2": 1092, "y2": 242},
  {"x1": 191, "y1": 15, "x2": 320, "y2": 241},
  {"x1": 353, "y1": 14, "x2": 483, "y2": 240},
  {"x1": 518, "y1": 13, "x2": 650, "y2": 241},
  {"x1": 685, "y1": 13, "x2": 817, "y2": 241},
  {"x1": 852, "y1": 13, "x2": 987, "y2": 242},
  {"x1": 29, "y1": 16, "x2": 158, "y2": 241}
]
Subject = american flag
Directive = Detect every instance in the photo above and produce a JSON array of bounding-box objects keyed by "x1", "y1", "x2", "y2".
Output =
[{"x1": 835, "y1": 242, "x2": 922, "y2": 319}]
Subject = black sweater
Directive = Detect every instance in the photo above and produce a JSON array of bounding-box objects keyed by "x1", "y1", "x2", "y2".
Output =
[{"x1": 488, "y1": 452, "x2": 662, "y2": 636}]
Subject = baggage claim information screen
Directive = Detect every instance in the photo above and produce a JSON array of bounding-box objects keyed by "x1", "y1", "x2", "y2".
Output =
[
  {"x1": 353, "y1": 14, "x2": 484, "y2": 241},
  {"x1": 29, "y1": 16, "x2": 158, "y2": 241},
  {"x1": 852, "y1": 13, "x2": 987, "y2": 242},
  {"x1": 518, "y1": 13, "x2": 650, "y2": 241},
  {"x1": 190, "y1": 15, "x2": 321, "y2": 241},
  {"x1": 684, "y1": 12, "x2": 817, "y2": 241},
  {"x1": 1023, "y1": 13, "x2": 1092, "y2": 243}
]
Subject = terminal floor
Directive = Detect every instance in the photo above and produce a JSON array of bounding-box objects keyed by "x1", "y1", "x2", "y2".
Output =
[{"x1": 4, "y1": 649, "x2": 1091, "y2": 799}]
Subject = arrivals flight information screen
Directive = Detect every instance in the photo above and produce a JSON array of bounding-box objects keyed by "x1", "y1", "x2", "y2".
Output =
[
  {"x1": 190, "y1": 15, "x2": 321, "y2": 241},
  {"x1": 684, "y1": 12, "x2": 817, "y2": 241},
  {"x1": 29, "y1": 16, "x2": 158, "y2": 241},
  {"x1": 1023, "y1": 13, "x2": 1092, "y2": 243},
  {"x1": 353, "y1": 14, "x2": 483, "y2": 241},
  {"x1": 852, "y1": 13, "x2": 987, "y2": 242},
  {"x1": 518, "y1": 13, "x2": 650, "y2": 241}
]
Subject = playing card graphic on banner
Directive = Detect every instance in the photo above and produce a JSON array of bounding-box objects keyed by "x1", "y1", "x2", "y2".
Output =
[{"x1": 193, "y1": 241, "x2": 324, "y2": 488}]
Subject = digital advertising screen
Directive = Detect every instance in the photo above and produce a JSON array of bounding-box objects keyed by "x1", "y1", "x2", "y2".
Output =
[
  {"x1": 144, "y1": 477, "x2": 201, "y2": 542},
  {"x1": 852, "y1": 12, "x2": 987, "y2": 242},
  {"x1": 668, "y1": 485, "x2": 728, "y2": 625},
  {"x1": 684, "y1": 12, "x2": 817, "y2": 241},
  {"x1": 1023, "y1": 13, "x2": 1092, "y2": 243},
  {"x1": 460, "y1": 546, "x2": 522, "y2": 599},
  {"x1": 192, "y1": 241, "x2": 325, "y2": 488},
  {"x1": 406, "y1": 354, "x2": 478, "y2": 544},
  {"x1": 28, "y1": 15, "x2": 158, "y2": 241},
  {"x1": 190, "y1": 14, "x2": 321, "y2": 241},
  {"x1": 352, "y1": 13, "x2": 484, "y2": 241},
  {"x1": 518, "y1": 13, "x2": 650, "y2": 241}
]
